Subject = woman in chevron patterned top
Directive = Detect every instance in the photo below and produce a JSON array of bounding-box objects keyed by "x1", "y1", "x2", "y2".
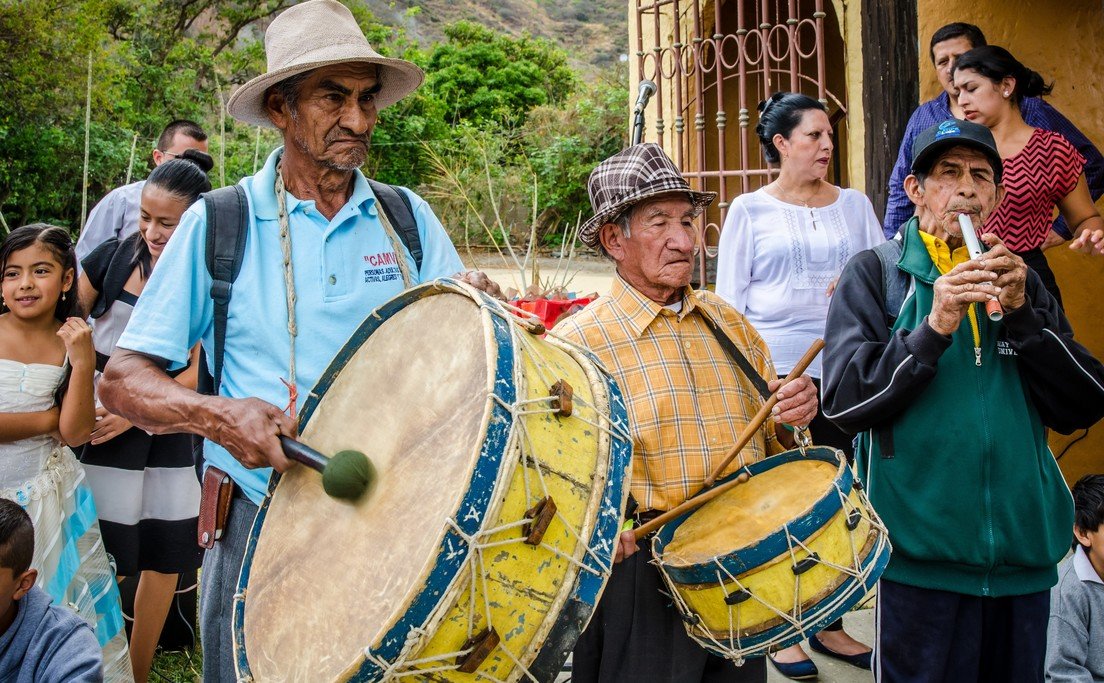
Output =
[{"x1": 953, "y1": 45, "x2": 1104, "y2": 307}]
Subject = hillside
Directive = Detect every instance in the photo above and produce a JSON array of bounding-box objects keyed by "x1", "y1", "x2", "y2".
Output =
[{"x1": 359, "y1": 0, "x2": 628, "y2": 72}]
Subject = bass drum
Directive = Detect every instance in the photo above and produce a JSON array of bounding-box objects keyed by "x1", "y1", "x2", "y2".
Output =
[{"x1": 233, "y1": 279, "x2": 631, "y2": 681}]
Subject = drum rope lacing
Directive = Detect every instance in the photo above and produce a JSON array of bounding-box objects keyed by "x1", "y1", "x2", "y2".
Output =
[
  {"x1": 659, "y1": 478, "x2": 890, "y2": 664},
  {"x1": 359, "y1": 289, "x2": 632, "y2": 681}
]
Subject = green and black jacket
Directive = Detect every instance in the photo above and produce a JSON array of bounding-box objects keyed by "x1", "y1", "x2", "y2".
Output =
[{"x1": 821, "y1": 218, "x2": 1104, "y2": 597}]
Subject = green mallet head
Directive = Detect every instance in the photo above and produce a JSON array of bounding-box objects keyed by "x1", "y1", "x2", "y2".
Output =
[{"x1": 322, "y1": 450, "x2": 375, "y2": 501}]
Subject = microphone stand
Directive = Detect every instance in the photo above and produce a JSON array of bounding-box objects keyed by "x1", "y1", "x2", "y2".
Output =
[{"x1": 631, "y1": 80, "x2": 656, "y2": 145}]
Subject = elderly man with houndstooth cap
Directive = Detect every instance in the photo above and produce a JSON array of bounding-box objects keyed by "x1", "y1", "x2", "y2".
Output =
[{"x1": 551, "y1": 144, "x2": 818, "y2": 683}]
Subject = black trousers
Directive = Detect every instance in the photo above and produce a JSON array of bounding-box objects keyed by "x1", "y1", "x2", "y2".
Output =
[
  {"x1": 572, "y1": 540, "x2": 767, "y2": 683},
  {"x1": 874, "y1": 579, "x2": 1050, "y2": 682}
]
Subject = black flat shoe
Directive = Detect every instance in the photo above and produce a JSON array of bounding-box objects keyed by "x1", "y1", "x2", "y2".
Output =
[
  {"x1": 808, "y1": 634, "x2": 873, "y2": 670},
  {"x1": 767, "y1": 652, "x2": 819, "y2": 680}
]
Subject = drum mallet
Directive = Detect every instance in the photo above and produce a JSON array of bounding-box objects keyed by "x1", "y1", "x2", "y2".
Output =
[
  {"x1": 957, "y1": 212, "x2": 1004, "y2": 321},
  {"x1": 633, "y1": 472, "x2": 751, "y2": 539},
  {"x1": 702, "y1": 338, "x2": 825, "y2": 488},
  {"x1": 279, "y1": 436, "x2": 375, "y2": 501}
]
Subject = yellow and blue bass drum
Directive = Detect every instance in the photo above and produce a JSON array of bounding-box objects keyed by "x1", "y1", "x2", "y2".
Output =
[
  {"x1": 232, "y1": 279, "x2": 632, "y2": 681},
  {"x1": 652, "y1": 447, "x2": 890, "y2": 663}
]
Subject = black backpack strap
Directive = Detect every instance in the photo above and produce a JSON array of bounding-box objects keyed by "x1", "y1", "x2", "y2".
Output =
[
  {"x1": 201, "y1": 185, "x2": 249, "y2": 394},
  {"x1": 700, "y1": 314, "x2": 772, "y2": 400},
  {"x1": 872, "y1": 238, "x2": 907, "y2": 460},
  {"x1": 368, "y1": 179, "x2": 423, "y2": 272},
  {"x1": 874, "y1": 238, "x2": 907, "y2": 326}
]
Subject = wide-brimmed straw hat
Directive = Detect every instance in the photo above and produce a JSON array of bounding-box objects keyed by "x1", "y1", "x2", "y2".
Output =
[
  {"x1": 226, "y1": 0, "x2": 425, "y2": 128},
  {"x1": 580, "y1": 143, "x2": 716, "y2": 249}
]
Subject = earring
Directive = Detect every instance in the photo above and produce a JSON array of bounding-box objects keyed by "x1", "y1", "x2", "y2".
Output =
[
  {"x1": 1003, "y1": 91, "x2": 1010, "y2": 98},
  {"x1": 61, "y1": 292, "x2": 66, "y2": 302}
]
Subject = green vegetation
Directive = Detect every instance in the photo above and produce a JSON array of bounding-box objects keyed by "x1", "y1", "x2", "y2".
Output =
[{"x1": 0, "y1": 0, "x2": 628, "y2": 248}]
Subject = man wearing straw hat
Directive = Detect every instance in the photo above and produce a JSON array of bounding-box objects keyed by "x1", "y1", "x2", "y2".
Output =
[
  {"x1": 98, "y1": 1, "x2": 500, "y2": 678},
  {"x1": 552, "y1": 143, "x2": 818, "y2": 682}
]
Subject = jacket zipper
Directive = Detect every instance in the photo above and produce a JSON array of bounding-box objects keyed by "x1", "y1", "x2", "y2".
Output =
[
  {"x1": 973, "y1": 318, "x2": 995, "y2": 595},
  {"x1": 967, "y1": 303, "x2": 982, "y2": 367}
]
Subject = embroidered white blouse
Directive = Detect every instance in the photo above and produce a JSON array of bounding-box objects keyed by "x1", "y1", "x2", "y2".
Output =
[{"x1": 715, "y1": 187, "x2": 884, "y2": 378}]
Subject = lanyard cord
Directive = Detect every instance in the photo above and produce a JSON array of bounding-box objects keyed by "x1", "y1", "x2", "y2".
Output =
[
  {"x1": 274, "y1": 161, "x2": 298, "y2": 404},
  {"x1": 376, "y1": 195, "x2": 414, "y2": 289}
]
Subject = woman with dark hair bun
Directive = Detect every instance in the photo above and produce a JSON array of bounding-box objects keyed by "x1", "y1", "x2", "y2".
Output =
[
  {"x1": 953, "y1": 45, "x2": 1104, "y2": 307},
  {"x1": 716, "y1": 92, "x2": 883, "y2": 679},
  {"x1": 75, "y1": 157, "x2": 210, "y2": 683}
]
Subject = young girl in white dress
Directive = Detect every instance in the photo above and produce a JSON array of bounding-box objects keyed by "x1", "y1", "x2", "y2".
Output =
[{"x1": 0, "y1": 224, "x2": 133, "y2": 681}]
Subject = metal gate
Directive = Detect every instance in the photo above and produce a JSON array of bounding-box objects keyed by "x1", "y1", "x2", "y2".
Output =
[{"x1": 633, "y1": 0, "x2": 847, "y2": 284}]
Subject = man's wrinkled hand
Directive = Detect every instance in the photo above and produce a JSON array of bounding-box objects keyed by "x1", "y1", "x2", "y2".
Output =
[
  {"x1": 211, "y1": 398, "x2": 296, "y2": 472},
  {"x1": 978, "y1": 234, "x2": 1027, "y2": 311},
  {"x1": 454, "y1": 270, "x2": 506, "y2": 301},
  {"x1": 929, "y1": 260, "x2": 1001, "y2": 335},
  {"x1": 768, "y1": 374, "x2": 817, "y2": 428}
]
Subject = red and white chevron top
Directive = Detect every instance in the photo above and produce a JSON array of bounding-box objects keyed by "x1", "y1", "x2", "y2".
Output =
[{"x1": 985, "y1": 128, "x2": 1085, "y2": 252}]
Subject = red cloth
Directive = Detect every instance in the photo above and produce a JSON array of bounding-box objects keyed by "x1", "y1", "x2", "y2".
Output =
[{"x1": 985, "y1": 129, "x2": 1085, "y2": 252}]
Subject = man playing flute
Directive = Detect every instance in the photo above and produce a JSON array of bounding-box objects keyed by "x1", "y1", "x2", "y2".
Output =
[{"x1": 821, "y1": 119, "x2": 1104, "y2": 682}]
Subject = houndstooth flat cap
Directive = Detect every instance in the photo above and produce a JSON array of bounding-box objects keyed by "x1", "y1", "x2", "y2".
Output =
[{"x1": 579, "y1": 143, "x2": 716, "y2": 248}]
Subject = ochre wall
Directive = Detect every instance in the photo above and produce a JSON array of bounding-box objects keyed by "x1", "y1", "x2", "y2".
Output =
[{"x1": 917, "y1": 1, "x2": 1104, "y2": 483}]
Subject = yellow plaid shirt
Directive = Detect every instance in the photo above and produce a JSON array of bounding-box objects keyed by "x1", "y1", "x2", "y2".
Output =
[{"x1": 553, "y1": 276, "x2": 785, "y2": 511}]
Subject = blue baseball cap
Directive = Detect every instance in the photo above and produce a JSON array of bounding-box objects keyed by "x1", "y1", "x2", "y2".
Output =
[{"x1": 911, "y1": 119, "x2": 1003, "y2": 184}]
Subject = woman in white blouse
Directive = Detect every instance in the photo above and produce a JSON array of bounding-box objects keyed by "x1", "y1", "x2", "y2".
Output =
[{"x1": 716, "y1": 92, "x2": 884, "y2": 680}]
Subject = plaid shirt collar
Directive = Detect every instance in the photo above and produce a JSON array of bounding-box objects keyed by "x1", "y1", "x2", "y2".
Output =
[{"x1": 609, "y1": 275, "x2": 710, "y2": 338}]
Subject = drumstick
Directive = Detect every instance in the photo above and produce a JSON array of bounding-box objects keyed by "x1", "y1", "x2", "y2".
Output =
[
  {"x1": 633, "y1": 473, "x2": 750, "y2": 540},
  {"x1": 957, "y1": 213, "x2": 1004, "y2": 322},
  {"x1": 702, "y1": 339, "x2": 825, "y2": 488},
  {"x1": 279, "y1": 436, "x2": 375, "y2": 501}
]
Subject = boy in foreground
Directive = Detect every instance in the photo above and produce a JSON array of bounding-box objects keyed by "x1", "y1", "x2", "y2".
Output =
[
  {"x1": 1047, "y1": 474, "x2": 1104, "y2": 681},
  {"x1": 0, "y1": 498, "x2": 103, "y2": 682}
]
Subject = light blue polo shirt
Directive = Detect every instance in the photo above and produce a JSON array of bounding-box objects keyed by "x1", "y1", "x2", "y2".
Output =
[{"x1": 117, "y1": 147, "x2": 464, "y2": 503}]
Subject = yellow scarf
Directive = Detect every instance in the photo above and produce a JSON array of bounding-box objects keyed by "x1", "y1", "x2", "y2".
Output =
[{"x1": 919, "y1": 231, "x2": 982, "y2": 362}]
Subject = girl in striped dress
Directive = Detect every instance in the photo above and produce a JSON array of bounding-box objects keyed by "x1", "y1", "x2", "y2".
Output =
[
  {"x1": 76, "y1": 158, "x2": 209, "y2": 683},
  {"x1": 0, "y1": 224, "x2": 133, "y2": 681}
]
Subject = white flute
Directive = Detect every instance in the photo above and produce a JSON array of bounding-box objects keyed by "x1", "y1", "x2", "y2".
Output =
[{"x1": 957, "y1": 213, "x2": 1004, "y2": 321}]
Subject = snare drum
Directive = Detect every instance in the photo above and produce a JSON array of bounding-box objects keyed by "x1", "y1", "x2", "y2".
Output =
[
  {"x1": 233, "y1": 279, "x2": 631, "y2": 681},
  {"x1": 652, "y1": 447, "x2": 890, "y2": 662}
]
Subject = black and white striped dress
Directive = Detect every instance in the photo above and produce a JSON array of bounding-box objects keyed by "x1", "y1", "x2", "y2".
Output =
[{"x1": 79, "y1": 237, "x2": 202, "y2": 576}]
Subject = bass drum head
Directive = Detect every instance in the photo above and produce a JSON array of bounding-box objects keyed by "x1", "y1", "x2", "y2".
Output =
[{"x1": 242, "y1": 291, "x2": 492, "y2": 681}]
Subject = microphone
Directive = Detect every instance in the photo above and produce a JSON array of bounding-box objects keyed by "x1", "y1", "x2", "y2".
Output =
[
  {"x1": 634, "y1": 79, "x2": 657, "y2": 114},
  {"x1": 957, "y1": 213, "x2": 1004, "y2": 322}
]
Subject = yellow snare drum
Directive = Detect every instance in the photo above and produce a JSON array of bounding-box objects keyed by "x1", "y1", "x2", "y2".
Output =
[
  {"x1": 233, "y1": 279, "x2": 631, "y2": 681},
  {"x1": 652, "y1": 447, "x2": 890, "y2": 662}
]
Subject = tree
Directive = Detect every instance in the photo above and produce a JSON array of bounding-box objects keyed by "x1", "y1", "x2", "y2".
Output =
[{"x1": 426, "y1": 21, "x2": 577, "y2": 126}]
